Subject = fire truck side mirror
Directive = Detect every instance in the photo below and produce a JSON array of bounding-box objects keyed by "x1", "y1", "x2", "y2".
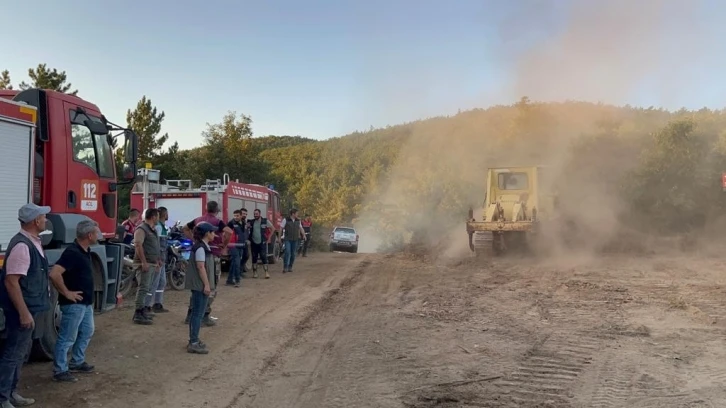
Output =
[
  {"x1": 124, "y1": 130, "x2": 138, "y2": 164},
  {"x1": 122, "y1": 163, "x2": 137, "y2": 181}
]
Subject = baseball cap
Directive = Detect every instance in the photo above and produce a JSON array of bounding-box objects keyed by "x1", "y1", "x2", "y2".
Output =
[
  {"x1": 195, "y1": 222, "x2": 218, "y2": 234},
  {"x1": 18, "y1": 203, "x2": 51, "y2": 223}
]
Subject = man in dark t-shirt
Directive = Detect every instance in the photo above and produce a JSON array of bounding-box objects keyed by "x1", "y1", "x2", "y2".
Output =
[{"x1": 48, "y1": 220, "x2": 100, "y2": 382}]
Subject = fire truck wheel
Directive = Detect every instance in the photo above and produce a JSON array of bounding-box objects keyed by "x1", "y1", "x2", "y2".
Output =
[{"x1": 30, "y1": 287, "x2": 60, "y2": 361}]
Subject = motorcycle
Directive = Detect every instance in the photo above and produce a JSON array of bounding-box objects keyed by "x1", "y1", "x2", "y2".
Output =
[
  {"x1": 297, "y1": 232, "x2": 310, "y2": 255},
  {"x1": 117, "y1": 221, "x2": 191, "y2": 297},
  {"x1": 165, "y1": 233, "x2": 192, "y2": 291}
]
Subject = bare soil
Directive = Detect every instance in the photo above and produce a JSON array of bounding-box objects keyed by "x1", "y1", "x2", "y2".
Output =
[{"x1": 18, "y1": 251, "x2": 726, "y2": 407}]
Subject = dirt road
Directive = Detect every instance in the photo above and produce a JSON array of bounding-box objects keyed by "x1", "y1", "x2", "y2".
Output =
[{"x1": 20, "y1": 251, "x2": 726, "y2": 407}]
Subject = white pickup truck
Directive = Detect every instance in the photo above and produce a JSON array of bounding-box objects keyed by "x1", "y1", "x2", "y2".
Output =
[{"x1": 328, "y1": 226, "x2": 359, "y2": 253}]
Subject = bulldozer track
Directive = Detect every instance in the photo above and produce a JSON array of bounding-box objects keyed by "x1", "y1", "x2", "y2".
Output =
[{"x1": 491, "y1": 334, "x2": 600, "y2": 406}]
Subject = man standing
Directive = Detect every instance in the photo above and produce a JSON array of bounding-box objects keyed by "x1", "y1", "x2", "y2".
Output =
[
  {"x1": 120, "y1": 209, "x2": 140, "y2": 245},
  {"x1": 183, "y1": 201, "x2": 231, "y2": 326},
  {"x1": 0, "y1": 203, "x2": 51, "y2": 408},
  {"x1": 226, "y1": 209, "x2": 249, "y2": 287},
  {"x1": 145, "y1": 207, "x2": 169, "y2": 314},
  {"x1": 280, "y1": 208, "x2": 306, "y2": 273},
  {"x1": 248, "y1": 209, "x2": 274, "y2": 279},
  {"x1": 186, "y1": 222, "x2": 217, "y2": 354},
  {"x1": 49, "y1": 220, "x2": 100, "y2": 383},
  {"x1": 300, "y1": 215, "x2": 312, "y2": 257},
  {"x1": 131, "y1": 208, "x2": 161, "y2": 325},
  {"x1": 239, "y1": 209, "x2": 250, "y2": 277}
]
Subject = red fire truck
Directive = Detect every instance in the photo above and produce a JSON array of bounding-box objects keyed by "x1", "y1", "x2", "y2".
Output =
[
  {"x1": 0, "y1": 89, "x2": 138, "y2": 360},
  {"x1": 130, "y1": 174, "x2": 283, "y2": 263}
]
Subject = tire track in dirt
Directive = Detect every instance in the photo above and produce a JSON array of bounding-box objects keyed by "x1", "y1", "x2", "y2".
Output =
[
  {"x1": 492, "y1": 334, "x2": 600, "y2": 407},
  {"x1": 303, "y1": 262, "x2": 405, "y2": 408},
  {"x1": 223, "y1": 256, "x2": 375, "y2": 408},
  {"x1": 480, "y1": 276, "x2": 629, "y2": 406},
  {"x1": 580, "y1": 351, "x2": 662, "y2": 408},
  {"x1": 187, "y1": 260, "x2": 347, "y2": 383},
  {"x1": 239, "y1": 253, "x2": 408, "y2": 408}
]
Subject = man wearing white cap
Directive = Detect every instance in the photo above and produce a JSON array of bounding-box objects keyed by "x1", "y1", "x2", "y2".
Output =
[{"x1": 0, "y1": 203, "x2": 52, "y2": 408}]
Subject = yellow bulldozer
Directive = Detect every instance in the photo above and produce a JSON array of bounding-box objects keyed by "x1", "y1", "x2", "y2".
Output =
[{"x1": 466, "y1": 166, "x2": 557, "y2": 257}]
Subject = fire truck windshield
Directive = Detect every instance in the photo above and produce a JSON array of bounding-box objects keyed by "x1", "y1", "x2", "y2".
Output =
[{"x1": 70, "y1": 111, "x2": 115, "y2": 178}]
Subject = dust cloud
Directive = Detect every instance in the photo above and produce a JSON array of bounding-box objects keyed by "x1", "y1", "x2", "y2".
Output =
[
  {"x1": 502, "y1": 0, "x2": 708, "y2": 106},
  {"x1": 355, "y1": 0, "x2": 713, "y2": 259}
]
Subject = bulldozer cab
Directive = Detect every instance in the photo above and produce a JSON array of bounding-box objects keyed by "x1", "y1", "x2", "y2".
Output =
[
  {"x1": 485, "y1": 167, "x2": 537, "y2": 221},
  {"x1": 483, "y1": 166, "x2": 556, "y2": 222}
]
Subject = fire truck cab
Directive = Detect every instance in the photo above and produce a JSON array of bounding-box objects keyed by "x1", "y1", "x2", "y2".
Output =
[{"x1": 0, "y1": 89, "x2": 138, "y2": 360}]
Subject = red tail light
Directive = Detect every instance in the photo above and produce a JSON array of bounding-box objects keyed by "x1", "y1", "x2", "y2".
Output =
[{"x1": 32, "y1": 178, "x2": 41, "y2": 204}]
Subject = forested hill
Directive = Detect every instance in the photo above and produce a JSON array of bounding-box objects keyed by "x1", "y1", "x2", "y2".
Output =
[{"x1": 143, "y1": 97, "x2": 726, "y2": 251}]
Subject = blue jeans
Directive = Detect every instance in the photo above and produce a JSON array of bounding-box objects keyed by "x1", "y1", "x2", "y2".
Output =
[
  {"x1": 227, "y1": 246, "x2": 243, "y2": 283},
  {"x1": 283, "y1": 240, "x2": 299, "y2": 270},
  {"x1": 0, "y1": 310, "x2": 35, "y2": 403},
  {"x1": 189, "y1": 290, "x2": 209, "y2": 344},
  {"x1": 53, "y1": 304, "x2": 95, "y2": 374}
]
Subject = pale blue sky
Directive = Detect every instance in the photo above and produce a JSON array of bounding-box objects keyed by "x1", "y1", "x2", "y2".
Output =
[{"x1": 4, "y1": 0, "x2": 726, "y2": 150}]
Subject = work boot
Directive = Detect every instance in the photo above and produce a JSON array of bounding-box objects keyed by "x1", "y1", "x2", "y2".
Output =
[
  {"x1": 202, "y1": 314, "x2": 217, "y2": 327},
  {"x1": 69, "y1": 362, "x2": 95, "y2": 373},
  {"x1": 143, "y1": 306, "x2": 155, "y2": 318},
  {"x1": 10, "y1": 392, "x2": 35, "y2": 406},
  {"x1": 0, "y1": 401, "x2": 15, "y2": 408},
  {"x1": 152, "y1": 303, "x2": 169, "y2": 313},
  {"x1": 133, "y1": 309, "x2": 152, "y2": 325},
  {"x1": 263, "y1": 265, "x2": 270, "y2": 279},
  {"x1": 52, "y1": 371, "x2": 78, "y2": 383},
  {"x1": 187, "y1": 341, "x2": 209, "y2": 354},
  {"x1": 252, "y1": 266, "x2": 258, "y2": 279}
]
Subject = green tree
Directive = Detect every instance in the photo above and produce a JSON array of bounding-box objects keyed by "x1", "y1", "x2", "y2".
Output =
[
  {"x1": 19, "y1": 64, "x2": 77, "y2": 95},
  {"x1": 115, "y1": 97, "x2": 169, "y2": 221},
  {"x1": 0, "y1": 70, "x2": 12, "y2": 90},
  {"x1": 198, "y1": 111, "x2": 256, "y2": 182},
  {"x1": 624, "y1": 119, "x2": 709, "y2": 233},
  {"x1": 126, "y1": 96, "x2": 169, "y2": 161}
]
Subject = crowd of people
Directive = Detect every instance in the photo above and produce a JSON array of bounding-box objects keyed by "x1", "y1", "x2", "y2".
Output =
[
  {"x1": 121, "y1": 201, "x2": 311, "y2": 350},
  {"x1": 0, "y1": 201, "x2": 312, "y2": 407}
]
